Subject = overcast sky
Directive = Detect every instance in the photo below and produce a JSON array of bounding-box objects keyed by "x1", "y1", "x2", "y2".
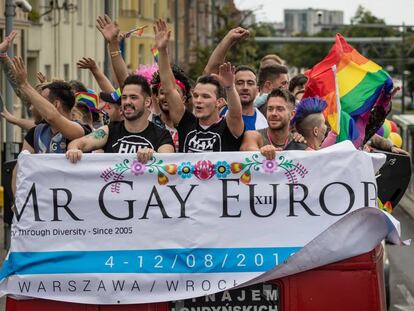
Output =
[{"x1": 234, "y1": 0, "x2": 414, "y2": 25}]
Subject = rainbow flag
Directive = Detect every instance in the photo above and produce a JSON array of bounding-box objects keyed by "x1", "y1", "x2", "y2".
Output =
[
  {"x1": 75, "y1": 91, "x2": 99, "y2": 112},
  {"x1": 124, "y1": 25, "x2": 148, "y2": 38},
  {"x1": 111, "y1": 88, "x2": 121, "y2": 101},
  {"x1": 303, "y1": 34, "x2": 393, "y2": 146},
  {"x1": 151, "y1": 47, "x2": 159, "y2": 63}
]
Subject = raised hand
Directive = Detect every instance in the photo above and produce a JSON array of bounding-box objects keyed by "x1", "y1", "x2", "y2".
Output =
[
  {"x1": 0, "y1": 30, "x2": 17, "y2": 53},
  {"x1": 211, "y1": 62, "x2": 235, "y2": 88},
  {"x1": 36, "y1": 71, "x2": 47, "y2": 83},
  {"x1": 96, "y1": 15, "x2": 120, "y2": 43},
  {"x1": 77, "y1": 57, "x2": 98, "y2": 71},
  {"x1": 0, "y1": 107, "x2": 18, "y2": 125},
  {"x1": 224, "y1": 27, "x2": 250, "y2": 45},
  {"x1": 10, "y1": 56, "x2": 28, "y2": 86},
  {"x1": 153, "y1": 19, "x2": 171, "y2": 51}
]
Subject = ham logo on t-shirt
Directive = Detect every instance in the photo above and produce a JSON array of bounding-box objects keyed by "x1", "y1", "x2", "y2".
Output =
[
  {"x1": 111, "y1": 135, "x2": 154, "y2": 153},
  {"x1": 183, "y1": 130, "x2": 222, "y2": 152}
]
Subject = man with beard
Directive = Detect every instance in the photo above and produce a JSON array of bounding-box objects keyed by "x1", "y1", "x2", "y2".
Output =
[
  {"x1": 66, "y1": 75, "x2": 174, "y2": 163},
  {"x1": 155, "y1": 19, "x2": 244, "y2": 153},
  {"x1": 240, "y1": 88, "x2": 297, "y2": 155},
  {"x1": 220, "y1": 66, "x2": 267, "y2": 131}
]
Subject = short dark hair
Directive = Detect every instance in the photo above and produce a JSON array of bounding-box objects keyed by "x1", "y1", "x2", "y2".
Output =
[
  {"x1": 42, "y1": 81, "x2": 75, "y2": 112},
  {"x1": 195, "y1": 75, "x2": 226, "y2": 99},
  {"x1": 258, "y1": 64, "x2": 288, "y2": 89},
  {"x1": 235, "y1": 65, "x2": 257, "y2": 77},
  {"x1": 261, "y1": 88, "x2": 296, "y2": 114},
  {"x1": 151, "y1": 64, "x2": 191, "y2": 99},
  {"x1": 69, "y1": 80, "x2": 88, "y2": 93},
  {"x1": 123, "y1": 75, "x2": 152, "y2": 97},
  {"x1": 288, "y1": 74, "x2": 308, "y2": 93}
]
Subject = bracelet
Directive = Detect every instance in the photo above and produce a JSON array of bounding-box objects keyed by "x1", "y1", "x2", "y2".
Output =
[{"x1": 110, "y1": 50, "x2": 121, "y2": 57}]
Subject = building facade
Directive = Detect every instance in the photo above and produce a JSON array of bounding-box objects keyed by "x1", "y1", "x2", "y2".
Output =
[
  {"x1": 117, "y1": 0, "x2": 174, "y2": 72},
  {"x1": 284, "y1": 8, "x2": 344, "y2": 35},
  {"x1": 26, "y1": 0, "x2": 110, "y2": 88}
]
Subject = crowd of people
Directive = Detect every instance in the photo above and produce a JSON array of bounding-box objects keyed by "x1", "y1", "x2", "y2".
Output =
[{"x1": 0, "y1": 15, "x2": 409, "y2": 176}]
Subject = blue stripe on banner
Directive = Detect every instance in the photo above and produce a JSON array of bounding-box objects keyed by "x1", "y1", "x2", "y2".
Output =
[{"x1": 0, "y1": 247, "x2": 301, "y2": 278}]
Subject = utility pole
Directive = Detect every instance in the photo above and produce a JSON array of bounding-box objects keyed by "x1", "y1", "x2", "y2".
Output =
[
  {"x1": 401, "y1": 23, "x2": 406, "y2": 114},
  {"x1": 103, "y1": 0, "x2": 111, "y2": 79},
  {"x1": 4, "y1": 0, "x2": 15, "y2": 162}
]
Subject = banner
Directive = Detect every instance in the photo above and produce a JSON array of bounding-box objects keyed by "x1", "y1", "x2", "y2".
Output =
[{"x1": 0, "y1": 141, "x2": 399, "y2": 304}]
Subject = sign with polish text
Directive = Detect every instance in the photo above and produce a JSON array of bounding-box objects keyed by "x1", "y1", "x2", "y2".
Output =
[{"x1": 0, "y1": 142, "x2": 389, "y2": 304}]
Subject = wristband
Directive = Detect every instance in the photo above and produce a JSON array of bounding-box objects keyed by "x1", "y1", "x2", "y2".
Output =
[
  {"x1": 110, "y1": 50, "x2": 121, "y2": 57},
  {"x1": 0, "y1": 52, "x2": 8, "y2": 58}
]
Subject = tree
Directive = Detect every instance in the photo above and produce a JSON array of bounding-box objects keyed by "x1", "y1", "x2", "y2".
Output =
[
  {"x1": 279, "y1": 6, "x2": 400, "y2": 71},
  {"x1": 187, "y1": 4, "x2": 279, "y2": 78}
]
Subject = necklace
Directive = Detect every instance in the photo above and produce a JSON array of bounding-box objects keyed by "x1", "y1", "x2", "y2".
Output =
[{"x1": 267, "y1": 129, "x2": 288, "y2": 148}]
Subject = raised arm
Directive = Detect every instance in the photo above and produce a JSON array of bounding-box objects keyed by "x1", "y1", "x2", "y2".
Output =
[
  {"x1": 77, "y1": 57, "x2": 115, "y2": 92},
  {"x1": 0, "y1": 30, "x2": 30, "y2": 104},
  {"x1": 203, "y1": 27, "x2": 249, "y2": 75},
  {"x1": 96, "y1": 15, "x2": 129, "y2": 85},
  {"x1": 154, "y1": 19, "x2": 185, "y2": 126},
  {"x1": 240, "y1": 131, "x2": 262, "y2": 151},
  {"x1": 10, "y1": 57, "x2": 85, "y2": 140},
  {"x1": 1, "y1": 106, "x2": 35, "y2": 130},
  {"x1": 66, "y1": 126, "x2": 110, "y2": 163},
  {"x1": 211, "y1": 62, "x2": 244, "y2": 138}
]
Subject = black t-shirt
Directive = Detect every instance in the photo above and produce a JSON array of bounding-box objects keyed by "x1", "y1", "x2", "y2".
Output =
[
  {"x1": 24, "y1": 121, "x2": 91, "y2": 153},
  {"x1": 177, "y1": 109, "x2": 243, "y2": 152},
  {"x1": 284, "y1": 141, "x2": 308, "y2": 151},
  {"x1": 104, "y1": 121, "x2": 173, "y2": 153}
]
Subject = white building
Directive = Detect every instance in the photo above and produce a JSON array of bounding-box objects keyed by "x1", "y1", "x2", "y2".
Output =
[
  {"x1": 284, "y1": 8, "x2": 344, "y2": 35},
  {"x1": 26, "y1": 0, "x2": 118, "y2": 90}
]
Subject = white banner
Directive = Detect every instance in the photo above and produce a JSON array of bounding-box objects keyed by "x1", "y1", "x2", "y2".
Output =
[{"x1": 0, "y1": 141, "x2": 400, "y2": 304}]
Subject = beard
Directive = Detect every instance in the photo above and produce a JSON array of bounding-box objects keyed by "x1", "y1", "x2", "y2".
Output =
[
  {"x1": 267, "y1": 118, "x2": 289, "y2": 131},
  {"x1": 122, "y1": 105, "x2": 145, "y2": 121},
  {"x1": 159, "y1": 101, "x2": 170, "y2": 114}
]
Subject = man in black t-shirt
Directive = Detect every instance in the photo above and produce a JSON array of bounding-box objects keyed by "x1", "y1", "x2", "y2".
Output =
[
  {"x1": 154, "y1": 20, "x2": 244, "y2": 153},
  {"x1": 66, "y1": 75, "x2": 174, "y2": 163}
]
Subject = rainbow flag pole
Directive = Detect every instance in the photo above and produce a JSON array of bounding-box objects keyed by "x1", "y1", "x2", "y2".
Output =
[{"x1": 151, "y1": 47, "x2": 159, "y2": 64}]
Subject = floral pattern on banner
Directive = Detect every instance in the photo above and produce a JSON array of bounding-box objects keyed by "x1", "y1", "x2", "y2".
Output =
[{"x1": 100, "y1": 154, "x2": 308, "y2": 191}]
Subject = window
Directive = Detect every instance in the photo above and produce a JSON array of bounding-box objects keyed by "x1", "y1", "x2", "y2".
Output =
[
  {"x1": 138, "y1": 0, "x2": 143, "y2": 15},
  {"x1": 153, "y1": 1, "x2": 158, "y2": 19},
  {"x1": 138, "y1": 44, "x2": 145, "y2": 65},
  {"x1": 88, "y1": 1, "x2": 94, "y2": 27},
  {"x1": 88, "y1": 72, "x2": 93, "y2": 88},
  {"x1": 64, "y1": 64, "x2": 70, "y2": 82},
  {"x1": 77, "y1": 67, "x2": 82, "y2": 81},
  {"x1": 45, "y1": 65, "x2": 51, "y2": 80},
  {"x1": 63, "y1": 0, "x2": 70, "y2": 23},
  {"x1": 77, "y1": 0, "x2": 82, "y2": 25}
]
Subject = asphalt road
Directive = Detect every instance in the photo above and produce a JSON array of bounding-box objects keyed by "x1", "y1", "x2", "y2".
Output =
[{"x1": 388, "y1": 206, "x2": 414, "y2": 311}]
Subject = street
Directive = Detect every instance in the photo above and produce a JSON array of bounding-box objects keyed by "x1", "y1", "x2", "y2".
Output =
[{"x1": 388, "y1": 206, "x2": 414, "y2": 311}]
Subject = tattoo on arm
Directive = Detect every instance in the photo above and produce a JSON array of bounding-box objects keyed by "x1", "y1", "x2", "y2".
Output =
[
  {"x1": 0, "y1": 57, "x2": 30, "y2": 103},
  {"x1": 88, "y1": 129, "x2": 107, "y2": 140}
]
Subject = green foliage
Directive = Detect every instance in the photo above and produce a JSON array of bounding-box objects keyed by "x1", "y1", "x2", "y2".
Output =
[
  {"x1": 279, "y1": 6, "x2": 402, "y2": 70},
  {"x1": 187, "y1": 4, "x2": 280, "y2": 78}
]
